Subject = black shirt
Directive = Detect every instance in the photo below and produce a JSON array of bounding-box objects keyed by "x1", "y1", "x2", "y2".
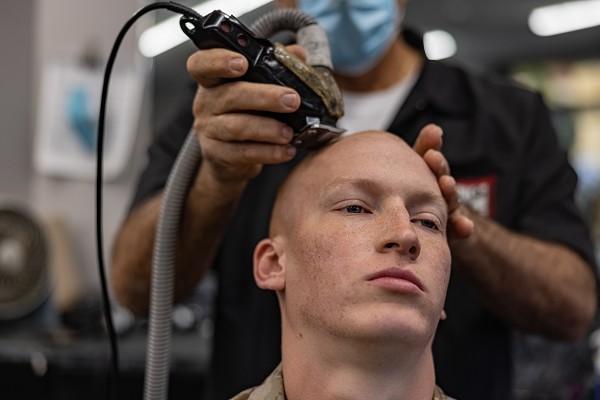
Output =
[{"x1": 131, "y1": 59, "x2": 597, "y2": 400}]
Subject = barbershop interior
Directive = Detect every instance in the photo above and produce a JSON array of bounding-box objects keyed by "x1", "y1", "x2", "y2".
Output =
[{"x1": 2, "y1": 0, "x2": 600, "y2": 399}]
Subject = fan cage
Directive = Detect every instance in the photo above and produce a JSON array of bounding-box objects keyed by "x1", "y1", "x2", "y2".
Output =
[{"x1": 0, "y1": 205, "x2": 49, "y2": 320}]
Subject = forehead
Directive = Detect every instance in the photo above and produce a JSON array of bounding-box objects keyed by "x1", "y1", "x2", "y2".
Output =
[
  {"x1": 309, "y1": 132, "x2": 433, "y2": 178},
  {"x1": 305, "y1": 133, "x2": 437, "y2": 189}
]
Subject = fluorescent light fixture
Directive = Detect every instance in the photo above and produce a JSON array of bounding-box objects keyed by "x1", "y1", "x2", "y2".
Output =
[
  {"x1": 424, "y1": 30, "x2": 457, "y2": 60},
  {"x1": 139, "y1": 0, "x2": 272, "y2": 57},
  {"x1": 529, "y1": 0, "x2": 600, "y2": 37}
]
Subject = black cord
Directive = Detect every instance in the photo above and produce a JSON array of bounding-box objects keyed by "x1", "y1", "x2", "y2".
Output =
[{"x1": 96, "y1": 3, "x2": 199, "y2": 399}]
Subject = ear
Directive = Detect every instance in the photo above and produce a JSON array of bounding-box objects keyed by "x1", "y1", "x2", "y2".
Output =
[
  {"x1": 254, "y1": 238, "x2": 286, "y2": 291},
  {"x1": 440, "y1": 309, "x2": 447, "y2": 321}
]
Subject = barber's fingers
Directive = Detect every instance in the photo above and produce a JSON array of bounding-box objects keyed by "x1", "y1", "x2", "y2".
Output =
[
  {"x1": 202, "y1": 137, "x2": 296, "y2": 167},
  {"x1": 422, "y1": 148, "x2": 451, "y2": 179},
  {"x1": 439, "y1": 174, "x2": 474, "y2": 239},
  {"x1": 193, "y1": 86, "x2": 298, "y2": 154},
  {"x1": 449, "y1": 212, "x2": 474, "y2": 240},
  {"x1": 192, "y1": 85, "x2": 299, "y2": 181},
  {"x1": 413, "y1": 124, "x2": 443, "y2": 157},
  {"x1": 194, "y1": 81, "x2": 300, "y2": 117},
  {"x1": 187, "y1": 48, "x2": 249, "y2": 88},
  {"x1": 186, "y1": 44, "x2": 306, "y2": 89},
  {"x1": 423, "y1": 149, "x2": 474, "y2": 240},
  {"x1": 200, "y1": 134, "x2": 296, "y2": 182},
  {"x1": 425, "y1": 150, "x2": 466, "y2": 230},
  {"x1": 198, "y1": 112, "x2": 294, "y2": 146},
  {"x1": 185, "y1": 43, "x2": 307, "y2": 183},
  {"x1": 438, "y1": 174, "x2": 460, "y2": 213}
]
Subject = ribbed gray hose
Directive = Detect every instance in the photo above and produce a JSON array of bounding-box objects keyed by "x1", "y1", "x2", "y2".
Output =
[
  {"x1": 251, "y1": 8, "x2": 315, "y2": 36},
  {"x1": 144, "y1": 8, "x2": 332, "y2": 400},
  {"x1": 251, "y1": 9, "x2": 333, "y2": 69},
  {"x1": 143, "y1": 129, "x2": 200, "y2": 400}
]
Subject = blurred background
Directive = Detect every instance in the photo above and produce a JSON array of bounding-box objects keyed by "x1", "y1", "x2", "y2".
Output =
[{"x1": 1, "y1": 0, "x2": 599, "y2": 399}]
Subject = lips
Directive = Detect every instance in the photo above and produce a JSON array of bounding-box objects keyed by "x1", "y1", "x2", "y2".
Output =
[{"x1": 367, "y1": 267, "x2": 424, "y2": 293}]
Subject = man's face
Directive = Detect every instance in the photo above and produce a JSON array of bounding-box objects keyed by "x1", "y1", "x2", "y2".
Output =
[{"x1": 269, "y1": 132, "x2": 450, "y2": 346}]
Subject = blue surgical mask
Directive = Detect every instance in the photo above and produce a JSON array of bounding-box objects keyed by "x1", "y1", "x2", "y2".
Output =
[{"x1": 299, "y1": 0, "x2": 403, "y2": 76}]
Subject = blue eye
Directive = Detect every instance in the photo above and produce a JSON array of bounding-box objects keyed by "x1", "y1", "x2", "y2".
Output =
[
  {"x1": 419, "y1": 219, "x2": 439, "y2": 230},
  {"x1": 345, "y1": 205, "x2": 364, "y2": 214}
]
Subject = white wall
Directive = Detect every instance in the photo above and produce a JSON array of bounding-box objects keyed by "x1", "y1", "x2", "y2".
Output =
[{"x1": 0, "y1": 2, "x2": 35, "y2": 200}]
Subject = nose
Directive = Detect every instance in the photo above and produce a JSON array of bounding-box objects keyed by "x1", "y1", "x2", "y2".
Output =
[{"x1": 377, "y1": 209, "x2": 421, "y2": 260}]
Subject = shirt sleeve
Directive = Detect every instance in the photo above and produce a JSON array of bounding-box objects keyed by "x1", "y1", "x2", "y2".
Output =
[{"x1": 516, "y1": 93, "x2": 597, "y2": 270}]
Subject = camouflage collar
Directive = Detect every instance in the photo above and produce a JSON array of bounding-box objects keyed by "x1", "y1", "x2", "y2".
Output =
[{"x1": 233, "y1": 363, "x2": 455, "y2": 400}]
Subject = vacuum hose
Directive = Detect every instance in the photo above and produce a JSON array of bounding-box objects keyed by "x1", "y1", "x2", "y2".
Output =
[
  {"x1": 144, "y1": 8, "x2": 336, "y2": 400},
  {"x1": 144, "y1": 131, "x2": 200, "y2": 400},
  {"x1": 250, "y1": 9, "x2": 333, "y2": 69}
]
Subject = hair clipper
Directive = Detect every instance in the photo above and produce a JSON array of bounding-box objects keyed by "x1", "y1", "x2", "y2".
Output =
[{"x1": 180, "y1": 10, "x2": 345, "y2": 150}]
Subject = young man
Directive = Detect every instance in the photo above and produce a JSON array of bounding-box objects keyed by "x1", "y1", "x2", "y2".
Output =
[
  {"x1": 235, "y1": 130, "x2": 456, "y2": 400},
  {"x1": 111, "y1": 0, "x2": 598, "y2": 398}
]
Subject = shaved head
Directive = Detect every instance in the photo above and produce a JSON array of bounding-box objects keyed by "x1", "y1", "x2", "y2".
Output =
[{"x1": 269, "y1": 131, "x2": 440, "y2": 238}]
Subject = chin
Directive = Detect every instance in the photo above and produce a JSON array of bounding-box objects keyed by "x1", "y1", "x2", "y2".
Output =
[{"x1": 346, "y1": 308, "x2": 437, "y2": 344}]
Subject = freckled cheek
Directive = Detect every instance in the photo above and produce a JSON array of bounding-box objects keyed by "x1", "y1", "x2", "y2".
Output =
[
  {"x1": 424, "y1": 241, "x2": 452, "y2": 295},
  {"x1": 287, "y1": 232, "x2": 337, "y2": 315},
  {"x1": 292, "y1": 226, "x2": 357, "y2": 284},
  {"x1": 295, "y1": 232, "x2": 335, "y2": 270},
  {"x1": 440, "y1": 246, "x2": 452, "y2": 281}
]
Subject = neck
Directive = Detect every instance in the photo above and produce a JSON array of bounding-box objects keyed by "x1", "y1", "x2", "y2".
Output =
[
  {"x1": 334, "y1": 37, "x2": 424, "y2": 93},
  {"x1": 281, "y1": 324, "x2": 437, "y2": 400}
]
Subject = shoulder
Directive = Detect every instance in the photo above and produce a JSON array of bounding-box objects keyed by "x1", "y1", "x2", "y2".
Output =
[
  {"x1": 420, "y1": 60, "x2": 543, "y2": 113},
  {"x1": 416, "y1": 60, "x2": 550, "y2": 139}
]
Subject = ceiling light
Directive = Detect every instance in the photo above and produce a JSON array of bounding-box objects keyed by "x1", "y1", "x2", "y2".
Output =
[
  {"x1": 529, "y1": 0, "x2": 600, "y2": 37},
  {"x1": 424, "y1": 30, "x2": 457, "y2": 60},
  {"x1": 139, "y1": 0, "x2": 272, "y2": 58}
]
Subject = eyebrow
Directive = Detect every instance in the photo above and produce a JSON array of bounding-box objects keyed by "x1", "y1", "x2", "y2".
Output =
[
  {"x1": 323, "y1": 177, "x2": 381, "y2": 195},
  {"x1": 408, "y1": 190, "x2": 448, "y2": 215},
  {"x1": 322, "y1": 177, "x2": 447, "y2": 213}
]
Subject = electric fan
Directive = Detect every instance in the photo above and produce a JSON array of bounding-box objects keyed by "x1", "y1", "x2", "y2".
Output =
[{"x1": 0, "y1": 202, "x2": 50, "y2": 320}]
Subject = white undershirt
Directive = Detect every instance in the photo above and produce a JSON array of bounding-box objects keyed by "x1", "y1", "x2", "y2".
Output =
[{"x1": 337, "y1": 71, "x2": 419, "y2": 136}]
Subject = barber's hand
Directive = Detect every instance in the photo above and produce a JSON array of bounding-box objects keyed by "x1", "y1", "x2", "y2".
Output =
[
  {"x1": 413, "y1": 124, "x2": 474, "y2": 240},
  {"x1": 186, "y1": 45, "x2": 307, "y2": 183}
]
